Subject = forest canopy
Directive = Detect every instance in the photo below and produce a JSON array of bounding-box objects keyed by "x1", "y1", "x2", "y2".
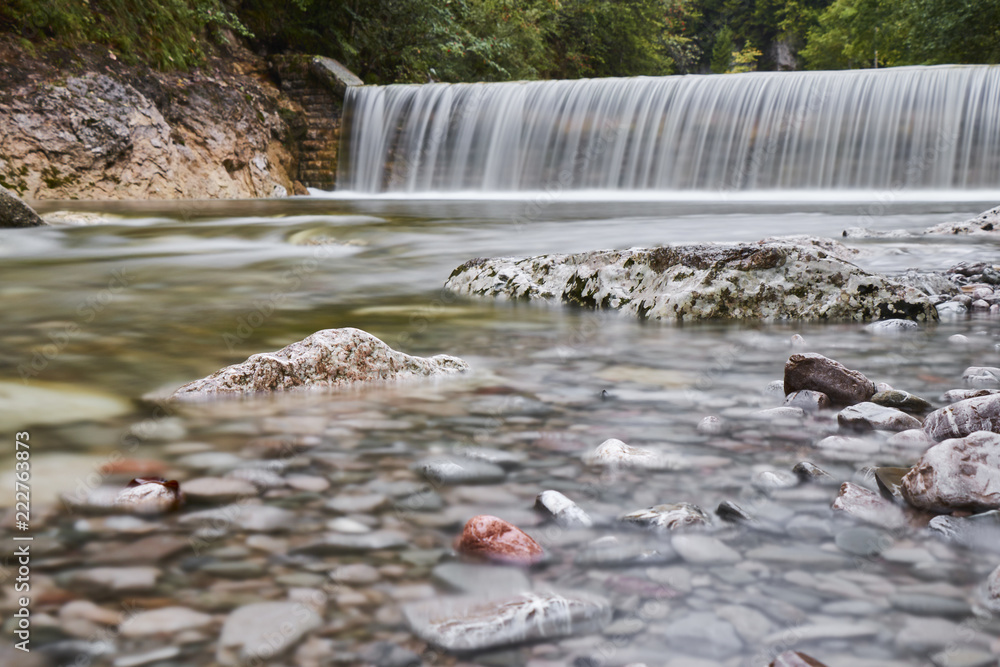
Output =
[{"x1": 2, "y1": 0, "x2": 999, "y2": 81}]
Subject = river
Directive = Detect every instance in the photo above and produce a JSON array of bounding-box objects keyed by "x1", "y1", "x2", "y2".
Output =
[{"x1": 1, "y1": 192, "x2": 999, "y2": 666}]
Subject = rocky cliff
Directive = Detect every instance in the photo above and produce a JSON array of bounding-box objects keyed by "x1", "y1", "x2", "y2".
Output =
[{"x1": 0, "y1": 39, "x2": 323, "y2": 200}]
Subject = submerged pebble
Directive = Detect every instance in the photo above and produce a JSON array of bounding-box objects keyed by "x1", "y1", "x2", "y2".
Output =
[
  {"x1": 454, "y1": 515, "x2": 544, "y2": 566},
  {"x1": 404, "y1": 591, "x2": 611, "y2": 653},
  {"x1": 620, "y1": 502, "x2": 710, "y2": 531},
  {"x1": 534, "y1": 490, "x2": 593, "y2": 528}
]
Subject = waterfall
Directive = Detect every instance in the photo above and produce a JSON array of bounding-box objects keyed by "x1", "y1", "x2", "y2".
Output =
[{"x1": 336, "y1": 66, "x2": 1000, "y2": 194}]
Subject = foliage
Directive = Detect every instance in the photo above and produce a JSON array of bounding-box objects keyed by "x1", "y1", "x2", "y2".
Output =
[
  {"x1": 802, "y1": 0, "x2": 1000, "y2": 69},
  {"x1": 2, "y1": 0, "x2": 999, "y2": 79},
  {"x1": 0, "y1": 0, "x2": 250, "y2": 69},
  {"x1": 547, "y1": 0, "x2": 679, "y2": 78},
  {"x1": 710, "y1": 25, "x2": 735, "y2": 73}
]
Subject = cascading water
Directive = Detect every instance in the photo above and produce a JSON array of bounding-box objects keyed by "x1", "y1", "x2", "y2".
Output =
[{"x1": 336, "y1": 65, "x2": 1000, "y2": 195}]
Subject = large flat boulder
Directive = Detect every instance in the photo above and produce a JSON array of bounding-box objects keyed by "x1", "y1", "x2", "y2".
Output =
[
  {"x1": 170, "y1": 328, "x2": 468, "y2": 400},
  {"x1": 445, "y1": 238, "x2": 936, "y2": 322}
]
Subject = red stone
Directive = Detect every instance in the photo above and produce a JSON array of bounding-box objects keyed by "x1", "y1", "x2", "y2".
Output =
[{"x1": 454, "y1": 515, "x2": 544, "y2": 566}]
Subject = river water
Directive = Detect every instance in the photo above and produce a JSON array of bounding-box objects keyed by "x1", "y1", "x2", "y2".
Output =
[{"x1": 2, "y1": 194, "x2": 1000, "y2": 666}]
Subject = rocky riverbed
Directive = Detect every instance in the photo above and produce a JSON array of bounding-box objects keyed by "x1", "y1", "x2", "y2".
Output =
[{"x1": 2, "y1": 199, "x2": 1000, "y2": 666}]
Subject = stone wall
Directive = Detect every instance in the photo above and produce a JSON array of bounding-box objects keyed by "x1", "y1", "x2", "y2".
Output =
[{"x1": 270, "y1": 55, "x2": 362, "y2": 191}]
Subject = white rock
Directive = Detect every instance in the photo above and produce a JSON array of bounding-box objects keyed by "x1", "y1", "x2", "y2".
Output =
[
  {"x1": 59, "y1": 600, "x2": 122, "y2": 626},
  {"x1": 976, "y1": 564, "x2": 1000, "y2": 613},
  {"x1": 68, "y1": 567, "x2": 160, "y2": 592},
  {"x1": 621, "y1": 503, "x2": 709, "y2": 531},
  {"x1": 865, "y1": 319, "x2": 920, "y2": 335},
  {"x1": 171, "y1": 328, "x2": 468, "y2": 400},
  {"x1": 182, "y1": 477, "x2": 258, "y2": 502},
  {"x1": 534, "y1": 490, "x2": 593, "y2": 528},
  {"x1": 120, "y1": 607, "x2": 214, "y2": 637},
  {"x1": 963, "y1": 366, "x2": 1000, "y2": 387},
  {"x1": 901, "y1": 431, "x2": 1000, "y2": 513},
  {"x1": 924, "y1": 394, "x2": 1000, "y2": 440},
  {"x1": 832, "y1": 482, "x2": 907, "y2": 530},
  {"x1": 584, "y1": 438, "x2": 673, "y2": 470},
  {"x1": 838, "y1": 402, "x2": 922, "y2": 432},
  {"x1": 445, "y1": 239, "x2": 935, "y2": 322},
  {"x1": 697, "y1": 415, "x2": 725, "y2": 434},
  {"x1": 404, "y1": 591, "x2": 610, "y2": 653},
  {"x1": 216, "y1": 602, "x2": 322, "y2": 666}
]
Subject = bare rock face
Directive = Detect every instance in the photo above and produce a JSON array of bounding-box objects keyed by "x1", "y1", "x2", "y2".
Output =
[
  {"x1": 923, "y1": 394, "x2": 1000, "y2": 441},
  {"x1": 404, "y1": 591, "x2": 611, "y2": 653},
  {"x1": 445, "y1": 238, "x2": 936, "y2": 322},
  {"x1": 0, "y1": 185, "x2": 45, "y2": 227},
  {"x1": 0, "y1": 69, "x2": 294, "y2": 200},
  {"x1": 169, "y1": 328, "x2": 468, "y2": 400},
  {"x1": 784, "y1": 353, "x2": 876, "y2": 406},
  {"x1": 900, "y1": 431, "x2": 1000, "y2": 513},
  {"x1": 454, "y1": 515, "x2": 544, "y2": 566}
]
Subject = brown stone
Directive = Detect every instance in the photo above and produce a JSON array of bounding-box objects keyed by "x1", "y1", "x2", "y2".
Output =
[
  {"x1": 901, "y1": 431, "x2": 1000, "y2": 513},
  {"x1": 923, "y1": 394, "x2": 1000, "y2": 441},
  {"x1": 784, "y1": 353, "x2": 875, "y2": 406},
  {"x1": 454, "y1": 515, "x2": 544, "y2": 566}
]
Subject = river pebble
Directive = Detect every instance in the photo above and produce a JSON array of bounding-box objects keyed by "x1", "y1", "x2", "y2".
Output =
[
  {"x1": 119, "y1": 607, "x2": 215, "y2": 637},
  {"x1": 662, "y1": 612, "x2": 742, "y2": 659},
  {"x1": 671, "y1": 534, "x2": 740, "y2": 564},
  {"x1": 838, "y1": 402, "x2": 922, "y2": 432},
  {"x1": 901, "y1": 431, "x2": 1000, "y2": 512},
  {"x1": 621, "y1": 503, "x2": 710, "y2": 531},
  {"x1": 418, "y1": 458, "x2": 506, "y2": 485},
  {"x1": 404, "y1": 591, "x2": 611, "y2": 653},
  {"x1": 216, "y1": 601, "x2": 321, "y2": 665},
  {"x1": 784, "y1": 353, "x2": 876, "y2": 406},
  {"x1": 831, "y1": 482, "x2": 907, "y2": 530},
  {"x1": 534, "y1": 490, "x2": 593, "y2": 528},
  {"x1": 454, "y1": 514, "x2": 545, "y2": 565}
]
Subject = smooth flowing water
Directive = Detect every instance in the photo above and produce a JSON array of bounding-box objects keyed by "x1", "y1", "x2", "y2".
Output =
[
  {"x1": 1, "y1": 195, "x2": 1000, "y2": 666},
  {"x1": 338, "y1": 66, "x2": 1000, "y2": 194}
]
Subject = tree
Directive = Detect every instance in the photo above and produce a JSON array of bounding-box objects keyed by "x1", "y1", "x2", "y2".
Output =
[
  {"x1": 548, "y1": 0, "x2": 678, "y2": 78},
  {"x1": 710, "y1": 24, "x2": 735, "y2": 72},
  {"x1": 799, "y1": 0, "x2": 891, "y2": 69}
]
